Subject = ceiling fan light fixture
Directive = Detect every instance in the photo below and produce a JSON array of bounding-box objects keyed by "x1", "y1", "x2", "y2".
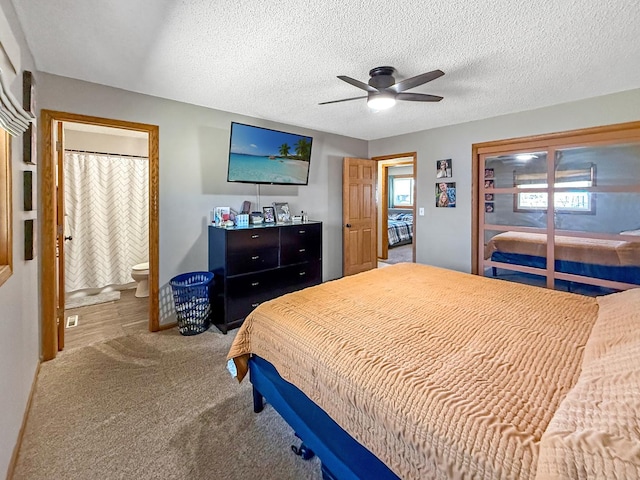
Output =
[
  {"x1": 367, "y1": 94, "x2": 396, "y2": 110},
  {"x1": 515, "y1": 154, "x2": 538, "y2": 161}
]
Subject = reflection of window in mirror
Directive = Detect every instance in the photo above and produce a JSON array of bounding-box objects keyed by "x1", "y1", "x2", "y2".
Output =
[
  {"x1": 0, "y1": 129, "x2": 12, "y2": 287},
  {"x1": 390, "y1": 175, "x2": 414, "y2": 208},
  {"x1": 514, "y1": 164, "x2": 595, "y2": 214}
]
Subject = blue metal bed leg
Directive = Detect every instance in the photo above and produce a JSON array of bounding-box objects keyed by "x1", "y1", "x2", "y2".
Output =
[
  {"x1": 492, "y1": 266, "x2": 497, "y2": 277},
  {"x1": 253, "y1": 385, "x2": 264, "y2": 413},
  {"x1": 321, "y1": 464, "x2": 338, "y2": 480},
  {"x1": 291, "y1": 442, "x2": 315, "y2": 460}
]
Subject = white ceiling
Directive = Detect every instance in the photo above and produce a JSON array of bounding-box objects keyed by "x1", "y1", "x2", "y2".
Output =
[{"x1": 11, "y1": 1, "x2": 640, "y2": 141}]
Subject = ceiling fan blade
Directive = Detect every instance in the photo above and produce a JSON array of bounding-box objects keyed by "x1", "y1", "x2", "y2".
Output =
[
  {"x1": 391, "y1": 69, "x2": 444, "y2": 93},
  {"x1": 337, "y1": 75, "x2": 378, "y2": 92},
  {"x1": 396, "y1": 92, "x2": 443, "y2": 102},
  {"x1": 318, "y1": 96, "x2": 367, "y2": 105}
]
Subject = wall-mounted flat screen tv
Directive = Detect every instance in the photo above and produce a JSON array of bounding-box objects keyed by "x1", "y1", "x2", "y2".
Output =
[{"x1": 227, "y1": 122, "x2": 313, "y2": 185}]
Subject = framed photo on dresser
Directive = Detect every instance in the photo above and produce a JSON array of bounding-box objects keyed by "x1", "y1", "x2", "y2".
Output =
[
  {"x1": 273, "y1": 202, "x2": 291, "y2": 223},
  {"x1": 262, "y1": 206, "x2": 275, "y2": 223}
]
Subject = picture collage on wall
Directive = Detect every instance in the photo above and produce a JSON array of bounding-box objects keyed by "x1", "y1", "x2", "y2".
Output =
[
  {"x1": 435, "y1": 159, "x2": 455, "y2": 208},
  {"x1": 23, "y1": 71, "x2": 37, "y2": 260},
  {"x1": 484, "y1": 168, "x2": 494, "y2": 213}
]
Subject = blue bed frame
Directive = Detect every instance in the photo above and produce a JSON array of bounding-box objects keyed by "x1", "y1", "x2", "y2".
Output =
[
  {"x1": 249, "y1": 355, "x2": 399, "y2": 480},
  {"x1": 490, "y1": 251, "x2": 640, "y2": 285}
]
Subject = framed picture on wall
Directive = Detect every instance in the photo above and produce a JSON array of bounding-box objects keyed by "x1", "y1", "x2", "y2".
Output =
[
  {"x1": 436, "y1": 182, "x2": 456, "y2": 208},
  {"x1": 24, "y1": 170, "x2": 33, "y2": 211},
  {"x1": 436, "y1": 159, "x2": 452, "y2": 178},
  {"x1": 22, "y1": 71, "x2": 36, "y2": 165},
  {"x1": 24, "y1": 219, "x2": 35, "y2": 260}
]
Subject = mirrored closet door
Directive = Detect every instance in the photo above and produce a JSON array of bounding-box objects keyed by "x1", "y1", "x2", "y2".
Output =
[{"x1": 474, "y1": 122, "x2": 640, "y2": 295}]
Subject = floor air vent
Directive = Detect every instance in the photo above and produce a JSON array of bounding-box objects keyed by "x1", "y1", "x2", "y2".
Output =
[{"x1": 66, "y1": 315, "x2": 79, "y2": 328}]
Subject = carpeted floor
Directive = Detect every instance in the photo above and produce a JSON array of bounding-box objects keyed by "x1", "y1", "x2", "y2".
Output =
[
  {"x1": 13, "y1": 328, "x2": 322, "y2": 480},
  {"x1": 385, "y1": 243, "x2": 413, "y2": 264}
]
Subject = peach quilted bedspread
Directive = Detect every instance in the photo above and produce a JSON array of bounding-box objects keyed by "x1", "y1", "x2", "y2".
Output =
[{"x1": 228, "y1": 263, "x2": 598, "y2": 479}]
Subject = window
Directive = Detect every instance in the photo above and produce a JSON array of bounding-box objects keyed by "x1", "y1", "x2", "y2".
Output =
[
  {"x1": 390, "y1": 175, "x2": 414, "y2": 207},
  {"x1": 0, "y1": 129, "x2": 12, "y2": 286},
  {"x1": 514, "y1": 165, "x2": 595, "y2": 214}
]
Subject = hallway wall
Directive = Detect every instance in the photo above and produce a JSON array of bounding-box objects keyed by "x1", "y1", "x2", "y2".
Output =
[{"x1": 0, "y1": 0, "x2": 39, "y2": 476}]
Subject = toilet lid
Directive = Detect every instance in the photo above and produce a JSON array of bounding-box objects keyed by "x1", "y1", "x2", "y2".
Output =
[{"x1": 132, "y1": 262, "x2": 149, "y2": 271}]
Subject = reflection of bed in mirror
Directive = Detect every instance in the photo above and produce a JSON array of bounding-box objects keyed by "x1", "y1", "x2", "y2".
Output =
[
  {"x1": 485, "y1": 230, "x2": 640, "y2": 284},
  {"x1": 387, "y1": 209, "x2": 413, "y2": 247},
  {"x1": 228, "y1": 264, "x2": 640, "y2": 479}
]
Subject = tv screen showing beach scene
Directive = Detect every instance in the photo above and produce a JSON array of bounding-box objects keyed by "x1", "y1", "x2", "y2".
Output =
[{"x1": 227, "y1": 122, "x2": 313, "y2": 185}]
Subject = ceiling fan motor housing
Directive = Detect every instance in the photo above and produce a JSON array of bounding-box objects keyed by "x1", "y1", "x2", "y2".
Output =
[{"x1": 368, "y1": 66, "x2": 396, "y2": 89}]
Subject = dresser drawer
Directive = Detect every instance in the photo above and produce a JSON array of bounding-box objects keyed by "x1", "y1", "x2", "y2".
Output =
[
  {"x1": 227, "y1": 271, "x2": 274, "y2": 297},
  {"x1": 280, "y1": 224, "x2": 322, "y2": 265},
  {"x1": 228, "y1": 248, "x2": 279, "y2": 276},
  {"x1": 226, "y1": 278, "x2": 276, "y2": 321},
  {"x1": 280, "y1": 261, "x2": 322, "y2": 291},
  {"x1": 227, "y1": 228, "x2": 279, "y2": 254},
  {"x1": 226, "y1": 294, "x2": 266, "y2": 322}
]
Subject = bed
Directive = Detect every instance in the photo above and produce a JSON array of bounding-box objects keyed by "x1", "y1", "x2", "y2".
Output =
[
  {"x1": 388, "y1": 211, "x2": 413, "y2": 247},
  {"x1": 227, "y1": 263, "x2": 640, "y2": 479},
  {"x1": 484, "y1": 230, "x2": 640, "y2": 285}
]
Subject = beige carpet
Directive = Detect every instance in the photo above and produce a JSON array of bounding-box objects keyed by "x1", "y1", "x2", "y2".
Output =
[
  {"x1": 386, "y1": 243, "x2": 413, "y2": 264},
  {"x1": 13, "y1": 329, "x2": 322, "y2": 480}
]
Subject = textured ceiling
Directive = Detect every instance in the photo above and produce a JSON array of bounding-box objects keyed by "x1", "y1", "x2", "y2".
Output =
[{"x1": 11, "y1": 1, "x2": 640, "y2": 140}]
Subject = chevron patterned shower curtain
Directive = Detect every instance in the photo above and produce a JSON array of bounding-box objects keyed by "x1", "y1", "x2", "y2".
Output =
[{"x1": 64, "y1": 152, "x2": 149, "y2": 292}]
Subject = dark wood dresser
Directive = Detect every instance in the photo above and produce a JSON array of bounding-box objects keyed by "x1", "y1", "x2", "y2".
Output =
[{"x1": 208, "y1": 221, "x2": 322, "y2": 333}]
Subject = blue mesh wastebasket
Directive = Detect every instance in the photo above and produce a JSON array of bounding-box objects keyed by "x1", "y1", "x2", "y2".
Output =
[{"x1": 170, "y1": 271, "x2": 214, "y2": 336}]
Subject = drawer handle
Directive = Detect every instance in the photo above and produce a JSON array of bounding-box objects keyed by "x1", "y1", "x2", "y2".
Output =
[
  {"x1": 299, "y1": 271, "x2": 306, "y2": 276},
  {"x1": 251, "y1": 234, "x2": 260, "y2": 239},
  {"x1": 299, "y1": 248, "x2": 306, "y2": 253},
  {"x1": 251, "y1": 302, "x2": 260, "y2": 308},
  {"x1": 251, "y1": 282, "x2": 260, "y2": 287},
  {"x1": 298, "y1": 230, "x2": 306, "y2": 234},
  {"x1": 251, "y1": 255, "x2": 260, "y2": 260}
]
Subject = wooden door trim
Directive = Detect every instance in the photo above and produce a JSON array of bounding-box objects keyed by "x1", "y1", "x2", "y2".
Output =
[
  {"x1": 471, "y1": 120, "x2": 640, "y2": 276},
  {"x1": 372, "y1": 153, "x2": 417, "y2": 263},
  {"x1": 0, "y1": 130, "x2": 12, "y2": 287},
  {"x1": 56, "y1": 122, "x2": 65, "y2": 350},
  {"x1": 41, "y1": 110, "x2": 160, "y2": 361},
  {"x1": 381, "y1": 164, "x2": 390, "y2": 259}
]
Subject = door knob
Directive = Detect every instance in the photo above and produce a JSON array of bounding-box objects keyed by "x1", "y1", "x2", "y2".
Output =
[
  {"x1": 64, "y1": 236, "x2": 73, "y2": 241},
  {"x1": 345, "y1": 223, "x2": 351, "y2": 228}
]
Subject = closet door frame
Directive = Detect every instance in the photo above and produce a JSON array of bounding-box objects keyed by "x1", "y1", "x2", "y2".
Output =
[{"x1": 471, "y1": 120, "x2": 640, "y2": 291}]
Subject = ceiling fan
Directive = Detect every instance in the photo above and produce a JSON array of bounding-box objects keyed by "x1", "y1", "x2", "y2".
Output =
[{"x1": 319, "y1": 66, "x2": 444, "y2": 110}]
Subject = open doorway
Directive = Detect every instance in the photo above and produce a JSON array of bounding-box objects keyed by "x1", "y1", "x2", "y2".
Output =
[
  {"x1": 61, "y1": 122, "x2": 150, "y2": 350},
  {"x1": 41, "y1": 110, "x2": 160, "y2": 361},
  {"x1": 374, "y1": 153, "x2": 416, "y2": 267}
]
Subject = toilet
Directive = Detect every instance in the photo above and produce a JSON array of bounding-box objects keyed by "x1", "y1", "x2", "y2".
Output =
[{"x1": 131, "y1": 262, "x2": 150, "y2": 298}]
